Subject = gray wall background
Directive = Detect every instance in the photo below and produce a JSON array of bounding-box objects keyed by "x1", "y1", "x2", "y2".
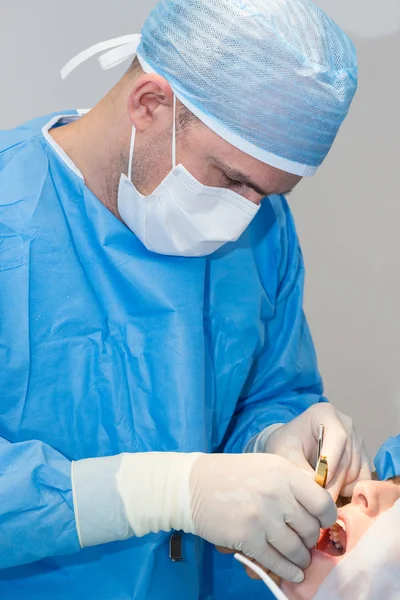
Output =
[{"x1": 1, "y1": 1, "x2": 399, "y2": 460}]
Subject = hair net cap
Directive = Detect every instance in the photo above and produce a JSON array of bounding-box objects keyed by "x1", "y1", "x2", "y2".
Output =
[
  {"x1": 137, "y1": 0, "x2": 358, "y2": 176},
  {"x1": 375, "y1": 435, "x2": 400, "y2": 481},
  {"x1": 60, "y1": 0, "x2": 358, "y2": 177}
]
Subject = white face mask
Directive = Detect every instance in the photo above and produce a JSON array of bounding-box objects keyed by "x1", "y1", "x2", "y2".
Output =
[{"x1": 118, "y1": 97, "x2": 260, "y2": 257}]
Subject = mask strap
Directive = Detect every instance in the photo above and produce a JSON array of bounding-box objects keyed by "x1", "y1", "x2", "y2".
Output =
[
  {"x1": 172, "y1": 95, "x2": 177, "y2": 170},
  {"x1": 128, "y1": 126, "x2": 136, "y2": 181},
  {"x1": 128, "y1": 95, "x2": 174, "y2": 181}
]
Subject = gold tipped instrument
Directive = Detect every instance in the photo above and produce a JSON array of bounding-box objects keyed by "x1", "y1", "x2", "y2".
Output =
[{"x1": 314, "y1": 425, "x2": 328, "y2": 550}]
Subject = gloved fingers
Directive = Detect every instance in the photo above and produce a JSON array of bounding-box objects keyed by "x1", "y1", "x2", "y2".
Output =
[
  {"x1": 324, "y1": 445, "x2": 352, "y2": 501},
  {"x1": 340, "y1": 442, "x2": 372, "y2": 498},
  {"x1": 358, "y1": 445, "x2": 372, "y2": 481},
  {"x1": 265, "y1": 521, "x2": 311, "y2": 570},
  {"x1": 318, "y1": 410, "x2": 353, "y2": 500},
  {"x1": 277, "y1": 446, "x2": 317, "y2": 479},
  {"x1": 345, "y1": 430, "x2": 363, "y2": 483},
  {"x1": 290, "y1": 470, "x2": 338, "y2": 529},
  {"x1": 323, "y1": 410, "x2": 371, "y2": 500},
  {"x1": 340, "y1": 429, "x2": 368, "y2": 490},
  {"x1": 284, "y1": 501, "x2": 322, "y2": 549},
  {"x1": 252, "y1": 544, "x2": 304, "y2": 583}
]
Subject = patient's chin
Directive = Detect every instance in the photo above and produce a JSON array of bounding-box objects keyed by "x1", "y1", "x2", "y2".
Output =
[{"x1": 280, "y1": 550, "x2": 342, "y2": 600}]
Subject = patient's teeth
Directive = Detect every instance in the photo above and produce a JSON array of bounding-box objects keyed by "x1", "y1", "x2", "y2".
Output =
[
  {"x1": 333, "y1": 541, "x2": 343, "y2": 551},
  {"x1": 336, "y1": 518, "x2": 347, "y2": 532}
]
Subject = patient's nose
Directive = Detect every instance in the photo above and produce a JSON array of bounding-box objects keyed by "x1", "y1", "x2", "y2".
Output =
[{"x1": 352, "y1": 481, "x2": 380, "y2": 516}]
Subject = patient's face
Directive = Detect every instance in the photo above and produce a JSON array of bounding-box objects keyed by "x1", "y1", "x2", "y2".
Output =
[{"x1": 281, "y1": 479, "x2": 400, "y2": 600}]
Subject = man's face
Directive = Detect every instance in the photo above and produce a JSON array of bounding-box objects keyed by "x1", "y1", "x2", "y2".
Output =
[
  {"x1": 131, "y1": 101, "x2": 302, "y2": 205},
  {"x1": 281, "y1": 479, "x2": 400, "y2": 600}
]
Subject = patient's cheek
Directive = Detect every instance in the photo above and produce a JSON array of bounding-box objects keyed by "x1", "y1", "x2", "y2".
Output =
[
  {"x1": 281, "y1": 553, "x2": 338, "y2": 600},
  {"x1": 281, "y1": 578, "x2": 316, "y2": 600}
]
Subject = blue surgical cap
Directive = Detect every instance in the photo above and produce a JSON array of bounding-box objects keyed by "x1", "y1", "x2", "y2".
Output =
[
  {"x1": 137, "y1": 0, "x2": 358, "y2": 176},
  {"x1": 375, "y1": 436, "x2": 400, "y2": 481},
  {"x1": 61, "y1": 0, "x2": 358, "y2": 177}
]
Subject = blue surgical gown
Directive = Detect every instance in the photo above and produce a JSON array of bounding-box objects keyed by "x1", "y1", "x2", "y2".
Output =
[{"x1": 0, "y1": 112, "x2": 327, "y2": 599}]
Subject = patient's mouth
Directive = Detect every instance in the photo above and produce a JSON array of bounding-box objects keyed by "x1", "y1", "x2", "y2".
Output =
[
  {"x1": 317, "y1": 519, "x2": 347, "y2": 557},
  {"x1": 328, "y1": 518, "x2": 347, "y2": 552}
]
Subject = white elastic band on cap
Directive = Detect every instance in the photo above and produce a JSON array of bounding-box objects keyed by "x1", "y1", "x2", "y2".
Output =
[
  {"x1": 61, "y1": 34, "x2": 142, "y2": 80},
  {"x1": 99, "y1": 35, "x2": 142, "y2": 71}
]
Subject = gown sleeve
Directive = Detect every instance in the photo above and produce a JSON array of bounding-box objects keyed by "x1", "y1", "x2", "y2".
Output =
[
  {"x1": 0, "y1": 437, "x2": 81, "y2": 568},
  {"x1": 222, "y1": 195, "x2": 328, "y2": 454}
]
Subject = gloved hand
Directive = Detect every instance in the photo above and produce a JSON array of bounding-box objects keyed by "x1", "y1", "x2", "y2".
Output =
[
  {"x1": 263, "y1": 404, "x2": 371, "y2": 499},
  {"x1": 188, "y1": 453, "x2": 336, "y2": 582},
  {"x1": 73, "y1": 451, "x2": 337, "y2": 583}
]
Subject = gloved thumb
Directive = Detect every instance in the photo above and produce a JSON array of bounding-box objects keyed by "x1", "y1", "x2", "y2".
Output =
[{"x1": 284, "y1": 448, "x2": 316, "y2": 480}]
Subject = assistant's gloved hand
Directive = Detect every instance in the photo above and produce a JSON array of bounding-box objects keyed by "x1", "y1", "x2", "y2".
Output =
[
  {"x1": 261, "y1": 404, "x2": 371, "y2": 499},
  {"x1": 73, "y1": 451, "x2": 337, "y2": 584}
]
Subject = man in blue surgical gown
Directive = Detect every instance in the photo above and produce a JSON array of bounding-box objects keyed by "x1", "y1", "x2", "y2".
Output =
[{"x1": 0, "y1": 0, "x2": 371, "y2": 598}]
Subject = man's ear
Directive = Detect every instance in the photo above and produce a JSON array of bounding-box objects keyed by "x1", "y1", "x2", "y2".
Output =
[{"x1": 127, "y1": 74, "x2": 174, "y2": 131}]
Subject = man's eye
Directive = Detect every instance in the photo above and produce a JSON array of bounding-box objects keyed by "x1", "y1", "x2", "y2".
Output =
[{"x1": 223, "y1": 176, "x2": 244, "y2": 189}]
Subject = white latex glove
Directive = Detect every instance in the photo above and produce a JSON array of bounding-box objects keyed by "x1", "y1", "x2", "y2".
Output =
[
  {"x1": 73, "y1": 451, "x2": 336, "y2": 583},
  {"x1": 263, "y1": 404, "x2": 371, "y2": 500},
  {"x1": 189, "y1": 453, "x2": 337, "y2": 582}
]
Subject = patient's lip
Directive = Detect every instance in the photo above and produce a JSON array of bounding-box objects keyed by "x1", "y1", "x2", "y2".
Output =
[
  {"x1": 311, "y1": 548, "x2": 341, "y2": 564},
  {"x1": 337, "y1": 509, "x2": 351, "y2": 551}
]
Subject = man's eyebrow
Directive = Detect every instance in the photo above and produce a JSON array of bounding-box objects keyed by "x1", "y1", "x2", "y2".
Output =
[{"x1": 212, "y1": 158, "x2": 294, "y2": 197}]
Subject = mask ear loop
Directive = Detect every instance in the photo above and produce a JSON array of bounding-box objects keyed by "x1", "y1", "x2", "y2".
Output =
[
  {"x1": 128, "y1": 126, "x2": 136, "y2": 181},
  {"x1": 129, "y1": 93, "x2": 175, "y2": 181},
  {"x1": 172, "y1": 94, "x2": 177, "y2": 170}
]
